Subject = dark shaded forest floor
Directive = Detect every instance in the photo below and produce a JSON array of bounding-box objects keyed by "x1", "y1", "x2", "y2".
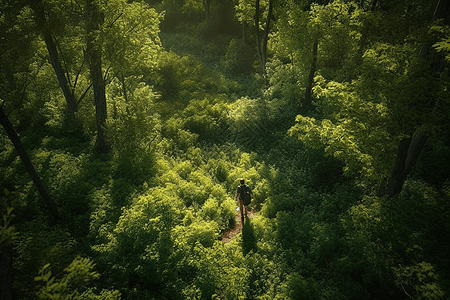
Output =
[{"x1": 221, "y1": 208, "x2": 258, "y2": 244}]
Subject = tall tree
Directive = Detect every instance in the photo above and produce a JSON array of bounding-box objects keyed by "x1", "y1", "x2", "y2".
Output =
[
  {"x1": 102, "y1": 0, "x2": 162, "y2": 95},
  {"x1": 236, "y1": 0, "x2": 273, "y2": 74},
  {"x1": 255, "y1": 0, "x2": 273, "y2": 74},
  {"x1": 30, "y1": 0, "x2": 78, "y2": 114},
  {"x1": 203, "y1": 0, "x2": 211, "y2": 21},
  {"x1": 288, "y1": 0, "x2": 447, "y2": 196},
  {"x1": 304, "y1": 39, "x2": 318, "y2": 108},
  {"x1": 303, "y1": 0, "x2": 330, "y2": 108},
  {"x1": 0, "y1": 1, "x2": 59, "y2": 220},
  {"x1": 384, "y1": 0, "x2": 450, "y2": 197},
  {"x1": 85, "y1": 0, "x2": 108, "y2": 153},
  {"x1": 269, "y1": 0, "x2": 352, "y2": 110},
  {"x1": 235, "y1": 0, "x2": 253, "y2": 44},
  {"x1": 101, "y1": 0, "x2": 162, "y2": 162},
  {"x1": 0, "y1": 103, "x2": 60, "y2": 220}
]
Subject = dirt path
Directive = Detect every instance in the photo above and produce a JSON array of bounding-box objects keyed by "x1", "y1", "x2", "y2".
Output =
[{"x1": 221, "y1": 208, "x2": 257, "y2": 244}]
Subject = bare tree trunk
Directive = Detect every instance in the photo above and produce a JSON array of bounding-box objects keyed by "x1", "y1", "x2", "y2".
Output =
[
  {"x1": 0, "y1": 106, "x2": 60, "y2": 220},
  {"x1": 203, "y1": 0, "x2": 211, "y2": 21},
  {"x1": 32, "y1": 1, "x2": 78, "y2": 114},
  {"x1": 384, "y1": 133, "x2": 428, "y2": 197},
  {"x1": 255, "y1": 0, "x2": 263, "y2": 74},
  {"x1": 85, "y1": 0, "x2": 108, "y2": 153},
  {"x1": 255, "y1": 0, "x2": 273, "y2": 74},
  {"x1": 261, "y1": 0, "x2": 273, "y2": 70},
  {"x1": 304, "y1": 39, "x2": 318, "y2": 108}
]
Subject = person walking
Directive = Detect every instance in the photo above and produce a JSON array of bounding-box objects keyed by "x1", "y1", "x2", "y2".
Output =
[{"x1": 235, "y1": 178, "x2": 254, "y2": 223}]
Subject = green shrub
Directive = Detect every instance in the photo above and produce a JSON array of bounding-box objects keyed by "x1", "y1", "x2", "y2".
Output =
[
  {"x1": 181, "y1": 97, "x2": 231, "y2": 142},
  {"x1": 245, "y1": 253, "x2": 284, "y2": 299},
  {"x1": 174, "y1": 220, "x2": 218, "y2": 249},
  {"x1": 151, "y1": 51, "x2": 218, "y2": 102},
  {"x1": 265, "y1": 59, "x2": 305, "y2": 104},
  {"x1": 106, "y1": 79, "x2": 161, "y2": 167},
  {"x1": 213, "y1": 159, "x2": 229, "y2": 182},
  {"x1": 224, "y1": 38, "x2": 255, "y2": 75},
  {"x1": 91, "y1": 188, "x2": 185, "y2": 293},
  {"x1": 275, "y1": 273, "x2": 319, "y2": 300},
  {"x1": 186, "y1": 242, "x2": 250, "y2": 299},
  {"x1": 249, "y1": 215, "x2": 277, "y2": 255},
  {"x1": 227, "y1": 97, "x2": 269, "y2": 150},
  {"x1": 201, "y1": 197, "x2": 220, "y2": 222},
  {"x1": 220, "y1": 198, "x2": 237, "y2": 229},
  {"x1": 309, "y1": 222, "x2": 342, "y2": 265},
  {"x1": 35, "y1": 256, "x2": 121, "y2": 299},
  {"x1": 393, "y1": 261, "x2": 446, "y2": 300},
  {"x1": 14, "y1": 220, "x2": 77, "y2": 299},
  {"x1": 339, "y1": 181, "x2": 450, "y2": 299},
  {"x1": 163, "y1": 117, "x2": 199, "y2": 151},
  {"x1": 274, "y1": 210, "x2": 315, "y2": 254}
]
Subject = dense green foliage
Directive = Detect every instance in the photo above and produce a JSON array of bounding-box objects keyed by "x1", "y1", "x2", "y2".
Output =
[{"x1": 1, "y1": 0, "x2": 449, "y2": 299}]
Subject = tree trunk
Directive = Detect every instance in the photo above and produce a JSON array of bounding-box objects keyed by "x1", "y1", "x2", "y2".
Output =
[
  {"x1": 255, "y1": 0, "x2": 263, "y2": 74},
  {"x1": 383, "y1": 0, "x2": 450, "y2": 197},
  {"x1": 255, "y1": 0, "x2": 273, "y2": 74},
  {"x1": 32, "y1": 1, "x2": 78, "y2": 114},
  {"x1": 304, "y1": 39, "x2": 318, "y2": 108},
  {"x1": 203, "y1": 0, "x2": 211, "y2": 21},
  {"x1": 261, "y1": 0, "x2": 273, "y2": 70},
  {"x1": 384, "y1": 133, "x2": 428, "y2": 197},
  {"x1": 85, "y1": 0, "x2": 108, "y2": 153},
  {"x1": 371, "y1": 0, "x2": 378, "y2": 11},
  {"x1": 0, "y1": 106, "x2": 60, "y2": 220},
  {"x1": 242, "y1": 22, "x2": 247, "y2": 45}
]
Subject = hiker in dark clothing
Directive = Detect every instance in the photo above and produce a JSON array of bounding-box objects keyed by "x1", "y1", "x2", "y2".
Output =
[{"x1": 235, "y1": 178, "x2": 254, "y2": 223}]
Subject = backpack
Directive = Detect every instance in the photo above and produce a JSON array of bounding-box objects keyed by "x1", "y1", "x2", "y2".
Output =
[{"x1": 239, "y1": 185, "x2": 252, "y2": 206}]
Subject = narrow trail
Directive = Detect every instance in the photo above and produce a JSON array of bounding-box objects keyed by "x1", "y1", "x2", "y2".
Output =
[{"x1": 221, "y1": 208, "x2": 257, "y2": 244}]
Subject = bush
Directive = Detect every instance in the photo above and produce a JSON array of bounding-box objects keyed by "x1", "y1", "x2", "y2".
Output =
[
  {"x1": 35, "y1": 256, "x2": 121, "y2": 299},
  {"x1": 224, "y1": 38, "x2": 255, "y2": 75},
  {"x1": 151, "y1": 51, "x2": 218, "y2": 102},
  {"x1": 91, "y1": 188, "x2": 185, "y2": 294},
  {"x1": 339, "y1": 181, "x2": 450, "y2": 299},
  {"x1": 265, "y1": 59, "x2": 304, "y2": 105},
  {"x1": 106, "y1": 78, "x2": 161, "y2": 168},
  {"x1": 186, "y1": 242, "x2": 250, "y2": 299},
  {"x1": 14, "y1": 220, "x2": 77, "y2": 299},
  {"x1": 174, "y1": 220, "x2": 218, "y2": 249},
  {"x1": 275, "y1": 273, "x2": 319, "y2": 300},
  {"x1": 181, "y1": 97, "x2": 231, "y2": 143}
]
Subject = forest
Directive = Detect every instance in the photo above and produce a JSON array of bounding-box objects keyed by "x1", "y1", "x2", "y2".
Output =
[{"x1": 1, "y1": 0, "x2": 450, "y2": 299}]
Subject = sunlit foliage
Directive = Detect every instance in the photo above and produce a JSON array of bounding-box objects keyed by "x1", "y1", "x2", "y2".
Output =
[
  {"x1": 1, "y1": 0, "x2": 449, "y2": 299},
  {"x1": 35, "y1": 256, "x2": 121, "y2": 299}
]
